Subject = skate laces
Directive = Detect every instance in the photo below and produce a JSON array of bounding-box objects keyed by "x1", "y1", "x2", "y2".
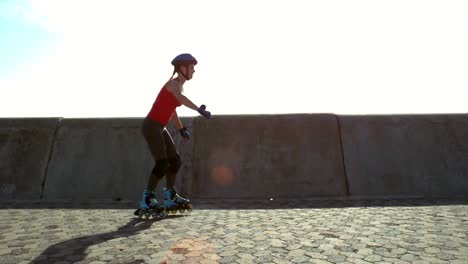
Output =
[
  {"x1": 174, "y1": 193, "x2": 185, "y2": 202},
  {"x1": 173, "y1": 192, "x2": 189, "y2": 203},
  {"x1": 166, "y1": 188, "x2": 185, "y2": 202},
  {"x1": 149, "y1": 197, "x2": 159, "y2": 206}
]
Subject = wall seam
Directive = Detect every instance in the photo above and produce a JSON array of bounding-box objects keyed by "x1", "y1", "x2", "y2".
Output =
[
  {"x1": 336, "y1": 115, "x2": 350, "y2": 196},
  {"x1": 40, "y1": 117, "x2": 62, "y2": 199}
]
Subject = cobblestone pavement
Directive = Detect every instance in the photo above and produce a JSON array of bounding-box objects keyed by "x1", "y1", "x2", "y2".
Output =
[{"x1": 0, "y1": 198, "x2": 467, "y2": 264}]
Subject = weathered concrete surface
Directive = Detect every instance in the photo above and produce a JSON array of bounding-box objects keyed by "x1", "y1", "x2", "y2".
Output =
[
  {"x1": 4, "y1": 114, "x2": 468, "y2": 202},
  {"x1": 1, "y1": 198, "x2": 467, "y2": 264},
  {"x1": 42, "y1": 118, "x2": 194, "y2": 202},
  {"x1": 340, "y1": 114, "x2": 468, "y2": 197},
  {"x1": 0, "y1": 118, "x2": 59, "y2": 199},
  {"x1": 191, "y1": 114, "x2": 347, "y2": 199}
]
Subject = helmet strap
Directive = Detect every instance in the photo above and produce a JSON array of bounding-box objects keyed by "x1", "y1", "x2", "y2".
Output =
[{"x1": 178, "y1": 65, "x2": 190, "y2": 80}]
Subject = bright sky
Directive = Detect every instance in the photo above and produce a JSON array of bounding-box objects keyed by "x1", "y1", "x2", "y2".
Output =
[{"x1": 1, "y1": 0, "x2": 467, "y2": 117}]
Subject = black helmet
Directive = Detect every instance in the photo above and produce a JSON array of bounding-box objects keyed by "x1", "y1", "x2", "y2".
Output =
[{"x1": 171, "y1": 53, "x2": 198, "y2": 66}]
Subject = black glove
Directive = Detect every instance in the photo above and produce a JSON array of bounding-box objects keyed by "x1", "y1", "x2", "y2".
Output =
[
  {"x1": 197, "y1": 104, "x2": 211, "y2": 119},
  {"x1": 179, "y1": 127, "x2": 190, "y2": 140}
]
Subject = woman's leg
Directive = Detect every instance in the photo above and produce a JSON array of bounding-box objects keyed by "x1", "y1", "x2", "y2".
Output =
[
  {"x1": 141, "y1": 118, "x2": 168, "y2": 191},
  {"x1": 162, "y1": 129, "x2": 181, "y2": 189}
]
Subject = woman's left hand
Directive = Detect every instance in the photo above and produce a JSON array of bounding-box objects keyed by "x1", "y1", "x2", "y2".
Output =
[{"x1": 179, "y1": 127, "x2": 190, "y2": 140}]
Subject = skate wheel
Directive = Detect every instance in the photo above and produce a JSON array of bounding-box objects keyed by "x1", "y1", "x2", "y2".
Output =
[
  {"x1": 135, "y1": 209, "x2": 147, "y2": 219},
  {"x1": 178, "y1": 209, "x2": 185, "y2": 213},
  {"x1": 144, "y1": 211, "x2": 151, "y2": 219},
  {"x1": 134, "y1": 209, "x2": 141, "y2": 217},
  {"x1": 151, "y1": 209, "x2": 166, "y2": 219}
]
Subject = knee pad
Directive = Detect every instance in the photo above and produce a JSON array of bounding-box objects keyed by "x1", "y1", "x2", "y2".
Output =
[
  {"x1": 152, "y1": 159, "x2": 169, "y2": 179},
  {"x1": 168, "y1": 154, "x2": 182, "y2": 174}
]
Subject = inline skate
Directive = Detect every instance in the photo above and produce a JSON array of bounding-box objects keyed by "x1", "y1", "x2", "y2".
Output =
[
  {"x1": 163, "y1": 188, "x2": 192, "y2": 214},
  {"x1": 134, "y1": 190, "x2": 167, "y2": 219}
]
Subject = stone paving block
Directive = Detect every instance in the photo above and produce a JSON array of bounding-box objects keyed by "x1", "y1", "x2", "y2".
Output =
[{"x1": 0, "y1": 199, "x2": 467, "y2": 263}]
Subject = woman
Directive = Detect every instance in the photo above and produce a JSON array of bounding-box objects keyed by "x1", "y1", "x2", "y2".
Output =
[{"x1": 136, "y1": 53, "x2": 211, "y2": 218}]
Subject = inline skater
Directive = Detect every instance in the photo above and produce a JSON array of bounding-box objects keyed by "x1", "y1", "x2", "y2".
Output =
[{"x1": 135, "y1": 53, "x2": 211, "y2": 219}]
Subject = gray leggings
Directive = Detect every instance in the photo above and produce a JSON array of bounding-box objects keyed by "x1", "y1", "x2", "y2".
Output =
[
  {"x1": 141, "y1": 117, "x2": 178, "y2": 161},
  {"x1": 142, "y1": 117, "x2": 181, "y2": 190}
]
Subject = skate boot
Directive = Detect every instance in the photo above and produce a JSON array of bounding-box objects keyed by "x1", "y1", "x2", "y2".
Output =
[
  {"x1": 163, "y1": 188, "x2": 192, "y2": 214},
  {"x1": 134, "y1": 190, "x2": 167, "y2": 219}
]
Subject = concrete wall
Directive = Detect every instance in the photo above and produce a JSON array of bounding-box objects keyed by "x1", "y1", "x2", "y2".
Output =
[
  {"x1": 42, "y1": 118, "x2": 193, "y2": 201},
  {"x1": 191, "y1": 115, "x2": 347, "y2": 199},
  {"x1": 1, "y1": 114, "x2": 468, "y2": 202},
  {"x1": 339, "y1": 114, "x2": 468, "y2": 197},
  {"x1": 0, "y1": 118, "x2": 60, "y2": 199}
]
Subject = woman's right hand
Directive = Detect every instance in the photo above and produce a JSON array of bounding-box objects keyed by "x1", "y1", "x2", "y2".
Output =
[{"x1": 198, "y1": 105, "x2": 211, "y2": 119}]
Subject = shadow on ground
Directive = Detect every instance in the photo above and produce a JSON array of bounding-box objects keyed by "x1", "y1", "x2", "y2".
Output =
[
  {"x1": 31, "y1": 216, "x2": 183, "y2": 264},
  {"x1": 193, "y1": 197, "x2": 468, "y2": 209},
  {"x1": 1, "y1": 197, "x2": 468, "y2": 210}
]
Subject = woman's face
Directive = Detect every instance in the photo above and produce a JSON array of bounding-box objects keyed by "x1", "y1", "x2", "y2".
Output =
[{"x1": 181, "y1": 64, "x2": 195, "y2": 80}]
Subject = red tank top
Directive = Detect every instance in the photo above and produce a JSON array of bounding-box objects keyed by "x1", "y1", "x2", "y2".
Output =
[{"x1": 147, "y1": 86, "x2": 182, "y2": 126}]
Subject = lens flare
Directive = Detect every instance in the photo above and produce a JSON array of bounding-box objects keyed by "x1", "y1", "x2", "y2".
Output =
[
  {"x1": 161, "y1": 237, "x2": 219, "y2": 263},
  {"x1": 211, "y1": 166, "x2": 233, "y2": 186}
]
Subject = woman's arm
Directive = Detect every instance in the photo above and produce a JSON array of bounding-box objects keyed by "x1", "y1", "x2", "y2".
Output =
[
  {"x1": 172, "y1": 111, "x2": 190, "y2": 140},
  {"x1": 166, "y1": 80, "x2": 199, "y2": 111},
  {"x1": 171, "y1": 111, "x2": 184, "y2": 129},
  {"x1": 166, "y1": 80, "x2": 212, "y2": 119}
]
